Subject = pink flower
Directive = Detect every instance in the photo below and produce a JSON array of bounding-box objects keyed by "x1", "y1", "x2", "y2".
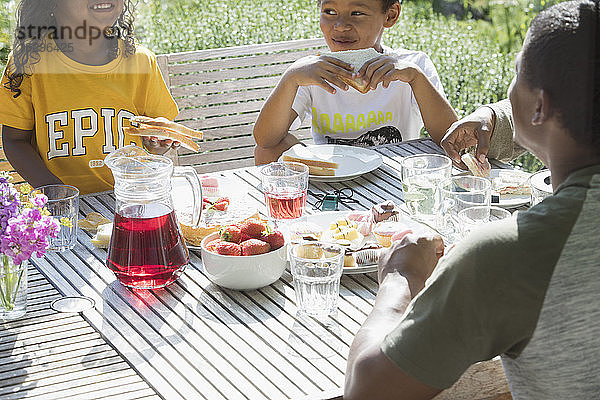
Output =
[{"x1": 0, "y1": 179, "x2": 60, "y2": 265}]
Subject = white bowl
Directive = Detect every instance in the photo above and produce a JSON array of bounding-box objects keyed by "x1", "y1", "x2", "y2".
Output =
[{"x1": 200, "y1": 233, "x2": 287, "y2": 290}]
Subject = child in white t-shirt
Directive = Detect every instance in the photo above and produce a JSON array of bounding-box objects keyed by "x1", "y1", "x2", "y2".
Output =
[{"x1": 253, "y1": 0, "x2": 458, "y2": 164}]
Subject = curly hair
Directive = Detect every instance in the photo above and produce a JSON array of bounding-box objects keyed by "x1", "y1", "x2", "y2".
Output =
[{"x1": 4, "y1": 0, "x2": 137, "y2": 98}]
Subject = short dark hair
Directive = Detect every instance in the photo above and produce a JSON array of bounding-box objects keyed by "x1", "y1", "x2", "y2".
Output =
[
  {"x1": 381, "y1": 0, "x2": 401, "y2": 11},
  {"x1": 522, "y1": 0, "x2": 599, "y2": 145},
  {"x1": 317, "y1": 0, "x2": 401, "y2": 12}
]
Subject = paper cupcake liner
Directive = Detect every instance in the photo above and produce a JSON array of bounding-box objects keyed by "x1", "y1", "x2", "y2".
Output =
[{"x1": 354, "y1": 249, "x2": 380, "y2": 265}]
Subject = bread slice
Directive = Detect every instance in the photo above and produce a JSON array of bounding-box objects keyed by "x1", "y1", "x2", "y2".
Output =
[
  {"x1": 282, "y1": 154, "x2": 339, "y2": 170},
  {"x1": 124, "y1": 126, "x2": 201, "y2": 152},
  {"x1": 322, "y1": 48, "x2": 381, "y2": 93},
  {"x1": 307, "y1": 165, "x2": 336, "y2": 176},
  {"x1": 461, "y1": 152, "x2": 491, "y2": 178},
  {"x1": 130, "y1": 116, "x2": 203, "y2": 139}
]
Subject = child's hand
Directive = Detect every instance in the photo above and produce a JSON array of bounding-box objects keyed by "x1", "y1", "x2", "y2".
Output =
[
  {"x1": 357, "y1": 56, "x2": 421, "y2": 91},
  {"x1": 286, "y1": 55, "x2": 354, "y2": 94},
  {"x1": 142, "y1": 136, "x2": 181, "y2": 155}
]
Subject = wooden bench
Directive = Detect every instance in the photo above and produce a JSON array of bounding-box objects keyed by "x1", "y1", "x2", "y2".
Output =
[{"x1": 157, "y1": 37, "x2": 328, "y2": 173}]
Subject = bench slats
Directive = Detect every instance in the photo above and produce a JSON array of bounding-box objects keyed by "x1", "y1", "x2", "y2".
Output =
[
  {"x1": 175, "y1": 87, "x2": 273, "y2": 109},
  {"x1": 170, "y1": 75, "x2": 282, "y2": 98},
  {"x1": 165, "y1": 38, "x2": 326, "y2": 63},
  {"x1": 159, "y1": 38, "x2": 327, "y2": 172},
  {"x1": 179, "y1": 128, "x2": 313, "y2": 155},
  {"x1": 176, "y1": 98, "x2": 265, "y2": 121},
  {"x1": 170, "y1": 62, "x2": 290, "y2": 86},
  {"x1": 169, "y1": 48, "x2": 319, "y2": 76}
]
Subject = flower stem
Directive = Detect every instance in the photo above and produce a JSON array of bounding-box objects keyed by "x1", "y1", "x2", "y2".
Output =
[{"x1": 0, "y1": 254, "x2": 24, "y2": 312}]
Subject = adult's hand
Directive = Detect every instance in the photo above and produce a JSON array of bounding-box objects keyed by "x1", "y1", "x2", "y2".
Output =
[
  {"x1": 440, "y1": 106, "x2": 496, "y2": 169},
  {"x1": 378, "y1": 234, "x2": 444, "y2": 296}
]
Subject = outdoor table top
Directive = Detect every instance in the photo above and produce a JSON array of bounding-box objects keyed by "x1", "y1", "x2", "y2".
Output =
[{"x1": 2, "y1": 138, "x2": 515, "y2": 400}]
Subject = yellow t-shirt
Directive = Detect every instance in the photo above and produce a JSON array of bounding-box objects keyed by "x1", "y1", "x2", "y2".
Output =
[{"x1": 0, "y1": 41, "x2": 178, "y2": 194}]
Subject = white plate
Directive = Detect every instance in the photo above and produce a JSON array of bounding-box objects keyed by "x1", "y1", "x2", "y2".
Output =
[
  {"x1": 491, "y1": 169, "x2": 532, "y2": 208},
  {"x1": 281, "y1": 145, "x2": 383, "y2": 182},
  {"x1": 293, "y1": 211, "x2": 433, "y2": 274}
]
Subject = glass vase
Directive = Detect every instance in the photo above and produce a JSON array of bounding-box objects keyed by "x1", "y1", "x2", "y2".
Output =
[{"x1": 0, "y1": 254, "x2": 28, "y2": 320}]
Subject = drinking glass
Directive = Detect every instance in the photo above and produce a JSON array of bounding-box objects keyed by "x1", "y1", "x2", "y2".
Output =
[
  {"x1": 289, "y1": 242, "x2": 344, "y2": 318},
  {"x1": 437, "y1": 176, "x2": 491, "y2": 241},
  {"x1": 260, "y1": 162, "x2": 309, "y2": 224},
  {"x1": 33, "y1": 184, "x2": 79, "y2": 252},
  {"x1": 457, "y1": 205, "x2": 512, "y2": 239},
  {"x1": 401, "y1": 154, "x2": 452, "y2": 223}
]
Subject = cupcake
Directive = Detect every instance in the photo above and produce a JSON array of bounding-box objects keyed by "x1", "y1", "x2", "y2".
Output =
[
  {"x1": 373, "y1": 222, "x2": 404, "y2": 247},
  {"x1": 371, "y1": 200, "x2": 400, "y2": 223}
]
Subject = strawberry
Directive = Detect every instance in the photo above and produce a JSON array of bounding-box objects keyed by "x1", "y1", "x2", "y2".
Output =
[
  {"x1": 239, "y1": 219, "x2": 266, "y2": 238},
  {"x1": 205, "y1": 239, "x2": 223, "y2": 253},
  {"x1": 212, "y1": 200, "x2": 229, "y2": 211},
  {"x1": 240, "y1": 239, "x2": 271, "y2": 256},
  {"x1": 239, "y1": 232, "x2": 253, "y2": 242},
  {"x1": 203, "y1": 196, "x2": 230, "y2": 211},
  {"x1": 261, "y1": 230, "x2": 285, "y2": 250},
  {"x1": 215, "y1": 241, "x2": 242, "y2": 256},
  {"x1": 220, "y1": 225, "x2": 241, "y2": 243}
]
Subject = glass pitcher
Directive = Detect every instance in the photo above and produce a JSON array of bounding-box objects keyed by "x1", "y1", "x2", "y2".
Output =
[{"x1": 104, "y1": 145, "x2": 202, "y2": 289}]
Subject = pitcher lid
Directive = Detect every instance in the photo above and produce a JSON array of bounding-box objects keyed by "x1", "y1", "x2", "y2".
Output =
[{"x1": 104, "y1": 145, "x2": 172, "y2": 177}]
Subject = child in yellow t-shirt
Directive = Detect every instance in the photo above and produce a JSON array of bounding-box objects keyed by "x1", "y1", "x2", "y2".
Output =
[{"x1": 0, "y1": 0, "x2": 179, "y2": 194}]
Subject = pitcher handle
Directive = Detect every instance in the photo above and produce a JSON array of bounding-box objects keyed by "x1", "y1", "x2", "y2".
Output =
[{"x1": 173, "y1": 166, "x2": 202, "y2": 227}]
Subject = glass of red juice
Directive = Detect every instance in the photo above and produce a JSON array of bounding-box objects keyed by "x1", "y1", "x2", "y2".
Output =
[{"x1": 260, "y1": 162, "x2": 309, "y2": 224}]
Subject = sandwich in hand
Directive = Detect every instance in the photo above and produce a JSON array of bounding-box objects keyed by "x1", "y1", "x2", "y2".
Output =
[
  {"x1": 321, "y1": 48, "x2": 381, "y2": 94},
  {"x1": 282, "y1": 144, "x2": 339, "y2": 176},
  {"x1": 124, "y1": 116, "x2": 203, "y2": 152},
  {"x1": 461, "y1": 152, "x2": 491, "y2": 178}
]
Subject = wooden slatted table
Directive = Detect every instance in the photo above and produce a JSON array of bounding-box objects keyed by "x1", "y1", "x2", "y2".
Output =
[
  {"x1": 2, "y1": 139, "x2": 514, "y2": 399},
  {"x1": 0, "y1": 267, "x2": 161, "y2": 400}
]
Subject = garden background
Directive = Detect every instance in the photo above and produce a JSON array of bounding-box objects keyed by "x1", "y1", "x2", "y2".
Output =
[{"x1": 0, "y1": 0, "x2": 567, "y2": 172}]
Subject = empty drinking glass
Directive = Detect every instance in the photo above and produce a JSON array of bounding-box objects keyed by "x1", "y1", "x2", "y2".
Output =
[
  {"x1": 458, "y1": 205, "x2": 512, "y2": 239},
  {"x1": 32, "y1": 185, "x2": 79, "y2": 252},
  {"x1": 437, "y1": 176, "x2": 491, "y2": 241},
  {"x1": 289, "y1": 242, "x2": 344, "y2": 318}
]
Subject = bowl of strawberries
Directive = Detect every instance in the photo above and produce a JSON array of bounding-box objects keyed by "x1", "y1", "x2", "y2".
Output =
[{"x1": 200, "y1": 218, "x2": 287, "y2": 290}]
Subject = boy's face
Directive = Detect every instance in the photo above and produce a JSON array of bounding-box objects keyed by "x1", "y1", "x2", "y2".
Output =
[
  {"x1": 319, "y1": 0, "x2": 400, "y2": 52},
  {"x1": 55, "y1": 0, "x2": 124, "y2": 30}
]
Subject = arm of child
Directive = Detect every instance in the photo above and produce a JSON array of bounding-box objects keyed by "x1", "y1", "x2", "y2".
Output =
[
  {"x1": 253, "y1": 55, "x2": 354, "y2": 163},
  {"x1": 358, "y1": 57, "x2": 458, "y2": 145},
  {"x1": 2, "y1": 125, "x2": 63, "y2": 187}
]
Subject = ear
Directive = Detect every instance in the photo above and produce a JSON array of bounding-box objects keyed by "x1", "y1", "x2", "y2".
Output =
[
  {"x1": 384, "y1": 4, "x2": 401, "y2": 28},
  {"x1": 531, "y1": 89, "x2": 551, "y2": 126}
]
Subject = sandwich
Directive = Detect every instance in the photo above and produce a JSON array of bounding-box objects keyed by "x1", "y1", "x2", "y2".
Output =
[
  {"x1": 461, "y1": 152, "x2": 491, "y2": 178},
  {"x1": 492, "y1": 171, "x2": 532, "y2": 196},
  {"x1": 124, "y1": 116, "x2": 203, "y2": 152},
  {"x1": 282, "y1": 144, "x2": 339, "y2": 176},
  {"x1": 321, "y1": 48, "x2": 381, "y2": 94}
]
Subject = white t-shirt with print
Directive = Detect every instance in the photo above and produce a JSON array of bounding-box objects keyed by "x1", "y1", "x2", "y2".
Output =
[{"x1": 290, "y1": 46, "x2": 444, "y2": 144}]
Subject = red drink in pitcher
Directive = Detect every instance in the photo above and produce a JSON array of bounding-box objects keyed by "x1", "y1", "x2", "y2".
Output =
[
  {"x1": 107, "y1": 204, "x2": 189, "y2": 289},
  {"x1": 265, "y1": 188, "x2": 307, "y2": 220}
]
